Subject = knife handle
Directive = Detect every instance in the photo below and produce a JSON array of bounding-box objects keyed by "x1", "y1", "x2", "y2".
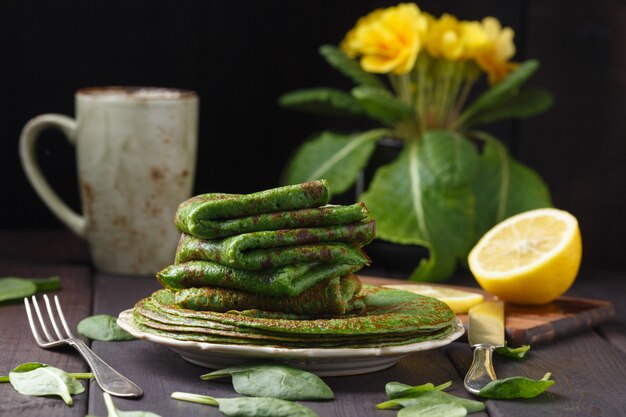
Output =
[{"x1": 464, "y1": 344, "x2": 497, "y2": 395}]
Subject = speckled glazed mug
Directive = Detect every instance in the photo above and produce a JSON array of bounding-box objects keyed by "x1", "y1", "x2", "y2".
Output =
[{"x1": 19, "y1": 87, "x2": 198, "y2": 275}]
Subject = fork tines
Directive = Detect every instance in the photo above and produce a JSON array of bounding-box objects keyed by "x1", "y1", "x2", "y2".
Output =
[{"x1": 24, "y1": 295, "x2": 75, "y2": 348}]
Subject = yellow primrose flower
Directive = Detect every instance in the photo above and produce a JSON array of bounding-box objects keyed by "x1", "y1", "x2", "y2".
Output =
[
  {"x1": 475, "y1": 17, "x2": 517, "y2": 84},
  {"x1": 425, "y1": 14, "x2": 488, "y2": 61},
  {"x1": 340, "y1": 3, "x2": 428, "y2": 75}
]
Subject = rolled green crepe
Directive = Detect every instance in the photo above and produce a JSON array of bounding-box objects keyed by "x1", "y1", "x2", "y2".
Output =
[
  {"x1": 175, "y1": 220, "x2": 375, "y2": 270},
  {"x1": 177, "y1": 203, "x2": 369, "y2": 240},
  {"x1": 174, "y1": 274, "x2": 364, "y2": 315},
  {"x1": 157, "y1": 261, "x2": 362, "y2": 297},
  {"x1": 176, "y1": 180, "x2": 330, "y2": 235}
]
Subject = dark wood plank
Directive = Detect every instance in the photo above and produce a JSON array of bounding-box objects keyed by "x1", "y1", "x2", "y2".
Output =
[
  {"x1": 0, "y1": 261, "x2": 92, "y2": 417},
  {"x1": 447, "y1": 330, "x2": 626, "y2": 416},
  {"x1": 87, "y1": 273, "x2": 482, "y2": 416},
  {"x1": 0, "y1": 229, "x2": 90, "y2": 264}
]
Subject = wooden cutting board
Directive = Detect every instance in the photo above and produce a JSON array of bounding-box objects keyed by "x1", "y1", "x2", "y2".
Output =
[{"x1": 360, "y1": 275, "x2": 616, "y2": 346}]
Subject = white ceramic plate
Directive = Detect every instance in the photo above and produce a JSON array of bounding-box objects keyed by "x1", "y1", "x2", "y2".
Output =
[{"x1": 118, "y1": 310, "x2": 464, "y2": 376}]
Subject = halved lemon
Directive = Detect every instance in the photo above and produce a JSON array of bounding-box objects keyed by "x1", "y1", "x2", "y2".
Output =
[
  {"x1": 382, "y1": 284, "x2": 484, "y2": 313},
  {"x1": 468, "y1": 208, "x2": 582, "y2": 305}
]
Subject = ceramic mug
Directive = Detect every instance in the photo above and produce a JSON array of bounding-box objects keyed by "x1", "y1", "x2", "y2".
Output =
[{"x1": 19, "y1": 87, "x2": 198, "y2": 275}]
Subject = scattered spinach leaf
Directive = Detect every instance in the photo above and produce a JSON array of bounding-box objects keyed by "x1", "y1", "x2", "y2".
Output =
[
  {"x1": 398, "y1": 402, "x2": 467, "y2": 417},
  {"x1": 377, "y1": 390, "x2": 484, "y2": 413},
  {"x1": 386, "y1": 380, "x2": 451, "y2": 399},
  {"x1": 8, "y1": 362, "x2": 85, "y2": 405},
  {"x1": 0, "y1": 278, "x2": 36, "y2": 303},
  {"x1": 0, "y1": 276, "x2": 61, "y2": 304},
  {"x1": 77, "y1": 314, "x2": 136, "y2": 341},
  {"x1": 171, "y1": 391, "x2": 319, "y2": 417},
  {"x1": 102, "y1": 391, "x2": 162, "y2": 416},
  {"x1": 495, "y1": 343, "x2": 531, "y2": 360},
  {"x1": 200, "y1": 362, "x2": 333, "y2": 400},
  {"x1": 32, "y1": 276, "x2": 61, "y2": 292},
  {"x1": 479, "y1": 372, "x2": 554, "y2": 399}
]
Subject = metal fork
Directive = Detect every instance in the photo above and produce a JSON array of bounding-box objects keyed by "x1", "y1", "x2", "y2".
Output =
[{"x1": 24, "y1": 294, "x2": 143, "y2": 398}]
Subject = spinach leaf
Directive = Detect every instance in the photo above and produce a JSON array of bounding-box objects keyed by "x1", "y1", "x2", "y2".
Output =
[
  {"x1": 495, "y1": 343, "x2": 531, "y2": 360},
  {"x1": 398, "y1": 402, "x2": 467, "y2": 417},
  {"x1": 479, "y1": 372, "x2": 554, "y2": 399},
  {"x1": 377, "y1": 390, "x2": 484, "y2": 413},
  {"x1": 0, "y1": 277, "x2": 36, "y2": 303},
  {"x1": 0, "y1": 276, "x2": 61, "y2": 304},
  {"x1": 8, "y1": 362, "x2": 85, "y2": 405},
  {"x1": 171, "y1": 392, "x2": 319, "y2": 417},
  {"x1": 0, "y1": 361, "x2": 93, "y2": 382},
  {"x1": 102, "y1": 391, "x2": 162, "y2": 416},
  {"x1": 385, "y1": 381, "x2": 413, "y2": 398},
  {"x1": 77, "y1": 314, "x2": 136, "y2": 341},
  {"x1": 200, "y1": 362, "x2": 333, "y2": 400},
  {"x1": 32, "y1": 276, "x2": 61, "y2": 292},
  {"x1": 385, "y1": 380, "x2": 451, "y2": 399}
]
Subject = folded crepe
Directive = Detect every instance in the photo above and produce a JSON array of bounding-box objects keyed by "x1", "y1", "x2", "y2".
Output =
[
  {"x1": 176, "y1": 180, "x2": 332, "y2": 237},
  {"x1": 157, "y1": 261, "x2": 361, "y2": 297},
  {"x1": 175, "y1": 220, "x2": 375, "y2": 270},
  {"x1": 178, "y1": 203, "x2": 369, "y2": 240},
  {"x1": 174, "y1": 274, "x2": 364, "y2": 315}
]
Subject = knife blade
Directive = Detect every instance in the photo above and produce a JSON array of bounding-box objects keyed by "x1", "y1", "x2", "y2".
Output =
[{"x1": 464, "y1": 300, "x2": 505, "y2": 394}]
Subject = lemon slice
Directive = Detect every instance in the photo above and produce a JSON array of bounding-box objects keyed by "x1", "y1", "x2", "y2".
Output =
[
  {"x1": 468, "y1": 208, "x2": 582, "y2": 305},
  {"x1": 382, "y1": 284, "x2": 484, "y2": 313}
]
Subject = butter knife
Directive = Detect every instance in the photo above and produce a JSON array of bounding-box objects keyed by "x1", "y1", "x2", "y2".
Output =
[{"x1": 464, "y1": 300, "x2": 505, "y2": 394}]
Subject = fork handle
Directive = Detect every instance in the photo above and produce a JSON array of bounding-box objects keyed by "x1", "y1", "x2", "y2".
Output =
[{"x1": 70, "y1": 339, "x2": 143, "y2": 397}]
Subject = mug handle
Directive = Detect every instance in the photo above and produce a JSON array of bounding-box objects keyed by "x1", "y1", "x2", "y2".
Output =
[{"x1": 19, "y1": 114, "x2": 86, "y2": 236}]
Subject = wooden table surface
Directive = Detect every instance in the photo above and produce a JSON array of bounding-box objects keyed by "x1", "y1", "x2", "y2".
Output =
[{"x1": 1, "y1": 230, "x2": 625, "y2": 417}]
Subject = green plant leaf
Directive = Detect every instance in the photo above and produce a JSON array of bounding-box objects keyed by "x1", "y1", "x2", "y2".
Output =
[
  {"x1": 385, "y1": 381, "x2": 451, "y2": 399},
  {"x1": 31, "y1": 276, "x2": 61, "y2": 292},
  {"x1": 464, "y1": 89, "x2": 553, "y2": 127},
  {"x1": 351, "y1": 86, "x2": 414, "y2": 126},
  {"x1": 77, "y1": 314, "x2": 136, "y2": 341},
  {"x1": 0, "y1": 276, "x2": 61, "y2": 304},
  {"x1": 398, "y1": 402, "x2": 467, "y2": 417},
  {"x1": 319, "y1": 45, "x2": 386, "y2": 89},
  {"x1": 457, "y1": 60, "x2": 540, "y2": 126},
  {"x1": 471, "y1": 132, "x2": 552, "y2": 237},
  {"x1": 278, "y1": 88, "x2": 366, "y2": 118},
  {"x1": 377, "y1": 390, "x2": 485, "y2": 413},
  {"x1": 479, "y1": 372, "x2": 554, "y2": 399},
  {"x1": 9, "y1": 362, "x2": 85, "y2": 406},
  {"x1": 103, "y1": 392, "x2": 162, "y2": 416},
  {"x1": 282, "y1": 129, "x2": 388, "y2": 195},
  {"x1": 200, "y1": 362, "x2": 333, "y2": 400},
  {"x1": 172, "y1": 392, "x2": 319, "y2": 417},
  {"x1": 495, "y1": 343, "x2": 531, "y2": 360},
  {"x1": 0, "y1": 277, "x2": 36, "y2": 303},
  {"x1": 360, "y1": 130, "x2": 479, "y2": 281}
]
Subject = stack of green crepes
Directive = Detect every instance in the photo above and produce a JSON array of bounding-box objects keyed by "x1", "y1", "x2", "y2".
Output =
[{"x1": 132, "y1": 180, "x2": 458, "y2": 348}]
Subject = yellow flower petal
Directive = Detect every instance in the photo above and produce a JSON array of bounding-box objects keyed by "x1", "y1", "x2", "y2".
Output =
[
  {"x1": 475, "y1": 17, "x2": 517, "y2": 84},
  {"x1": 340, "y1": 3, "x2": 426, "y2": 75}
]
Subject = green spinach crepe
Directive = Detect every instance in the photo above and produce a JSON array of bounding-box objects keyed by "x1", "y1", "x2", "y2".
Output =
[
  {"x1": 174, "y1": 221, "x2": 375, "y2": 269},
  {"x1": 178, "y1": 203, "x2": 369, "y2": 240},
  {"x1": 176, "y1": 180, "x2": 334, "y2": 238},
  {"x1": 158, "y1": 261, "x2": 361, "y2": 297},
  {"x1": 131, "y1": 286, "x2": 458, "y2": 348},
  {"x1": 174, "y1": 274, "x2": 363, "y2": 315}
]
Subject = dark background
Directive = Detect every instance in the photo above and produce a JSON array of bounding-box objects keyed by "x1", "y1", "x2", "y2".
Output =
[{"x1": 1, "y1": 0, "x2": 625, "y2": 271}]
